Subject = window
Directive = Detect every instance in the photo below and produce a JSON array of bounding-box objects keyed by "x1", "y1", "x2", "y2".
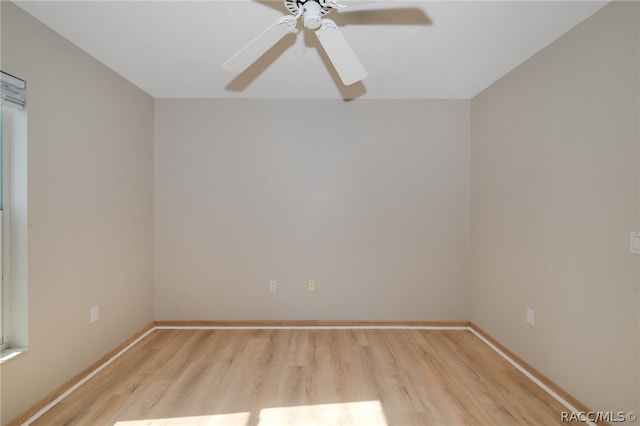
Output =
[
  {"x1": 0, "y1": 101, "x2": 3, "y2": 349},
  {"x1": 1, "y1": 71, "x2": 28, "y2": 355}
]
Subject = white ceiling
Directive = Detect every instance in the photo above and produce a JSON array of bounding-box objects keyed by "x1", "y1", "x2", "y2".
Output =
[{"x1": 14, "y1": 0, "x2": 608, "y2": 99}]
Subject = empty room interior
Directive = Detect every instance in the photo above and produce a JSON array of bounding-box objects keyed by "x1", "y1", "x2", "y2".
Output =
[{"x1": 1, "y1": 0, "x2": 639, "y2": 425}]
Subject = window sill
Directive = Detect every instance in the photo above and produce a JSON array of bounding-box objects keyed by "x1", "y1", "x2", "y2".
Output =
[{"x1": 0, "y1": 347, "x2": 27, "y2": 364}]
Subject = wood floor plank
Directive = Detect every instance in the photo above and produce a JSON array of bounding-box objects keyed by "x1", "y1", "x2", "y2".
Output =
[{"x1": 30, "y1": 329, "x2": 575, "y2": 425}]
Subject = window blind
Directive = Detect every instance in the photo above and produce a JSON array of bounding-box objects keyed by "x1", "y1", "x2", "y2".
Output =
[{"x1": 1, "y1": 71, "x2": 26, "y2": 109}]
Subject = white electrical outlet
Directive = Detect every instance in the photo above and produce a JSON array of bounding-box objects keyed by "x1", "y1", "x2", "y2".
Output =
[
  {"x1": 526, "y1": 308, "x2": 535, "y2": 326},
  {"x1": 269, "y1": 280, "x2": 277, "y2": 292},
  {"x1": 308, "y1": 280, "x2": 316, "y2": 292},
  {"x1": 90, "y1": 305, "x2": 99, "y2": 323},
  {"x1": 631, "y1": 232, "x2": 640, "y2": 254}
]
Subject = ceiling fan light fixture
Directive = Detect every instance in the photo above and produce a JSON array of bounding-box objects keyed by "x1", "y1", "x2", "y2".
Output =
[{"x1": 303, "y1": 1, "x2": 323, "y2": 29}]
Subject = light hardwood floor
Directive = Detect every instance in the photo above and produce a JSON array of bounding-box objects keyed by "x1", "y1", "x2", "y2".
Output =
[{"x1": 31, "y1": 329, "x2": 578, "y2": 425}]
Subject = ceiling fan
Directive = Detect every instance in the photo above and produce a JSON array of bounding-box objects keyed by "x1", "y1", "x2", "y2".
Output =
[{"x1": 223, "y1": 0, "x2": 391, "y2": 86}]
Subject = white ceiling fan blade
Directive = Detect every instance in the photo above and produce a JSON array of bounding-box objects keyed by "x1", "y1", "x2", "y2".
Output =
[
  {"x1": 332, "y1": 0, "x2": 390, "y2": 12},
  {"x1": 223, "y1": 16, "x2": 297, "y2": 74},
  {"x1": 315, "y1": 20, "x2": 367, "y2": 86}
]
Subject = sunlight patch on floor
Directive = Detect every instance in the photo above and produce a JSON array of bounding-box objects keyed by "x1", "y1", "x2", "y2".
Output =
[
  {"x1": 113, "y1": 400, "x2": 388, "y2": 426},
  {"x1": 114, "y1": 412, "x2": 251, "y2": 426},
  {"x1": 258, "y1": 400, "x2": 388, "y2": 426}
]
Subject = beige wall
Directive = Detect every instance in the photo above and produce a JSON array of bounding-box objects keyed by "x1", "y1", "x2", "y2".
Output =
[
  {"x1": 155, "y1": 99, "x2": 470, "y2": 321},
  {"x1": 471, "y1": 1, "x2": 639, "y2": 414},
  {"x1": 0, "y1": 3, "x2": 155, "y2": 424}
]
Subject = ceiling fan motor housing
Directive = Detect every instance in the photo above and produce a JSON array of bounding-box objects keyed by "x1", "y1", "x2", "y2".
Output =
[{"x1": 285, "y1": 0, "x2": 332, "y2": 29}]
